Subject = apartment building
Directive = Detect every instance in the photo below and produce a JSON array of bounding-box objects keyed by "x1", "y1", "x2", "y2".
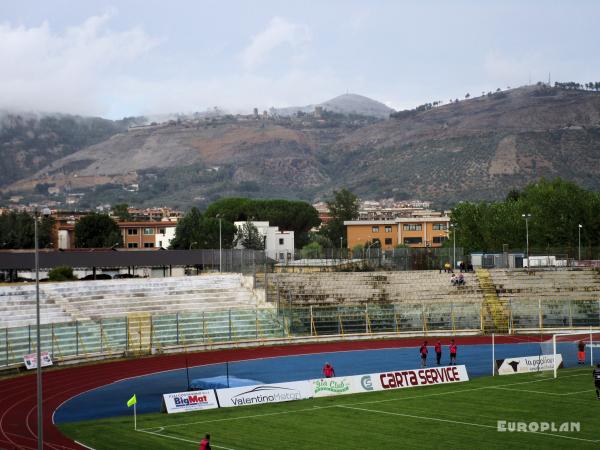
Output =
[
  {"x1": 344, "y1": 216, "x2": 450, "y2": 250},
  {"x1": 56, "y1": 221, "x2": 177, "y2": 249}
]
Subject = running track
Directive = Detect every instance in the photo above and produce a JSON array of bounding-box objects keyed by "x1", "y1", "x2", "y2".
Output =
[{"x1": 0, "y1": 335, "x2": 540, "y2": 449}]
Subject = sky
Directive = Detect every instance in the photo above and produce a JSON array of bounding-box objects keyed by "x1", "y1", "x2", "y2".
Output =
[{"x1": 1, "y1": 0, "x2": 599, "y2": 119}]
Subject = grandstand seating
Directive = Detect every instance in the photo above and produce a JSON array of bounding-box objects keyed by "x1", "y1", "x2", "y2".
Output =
[
  {"x1": 490, "y1": 269, "x2": 600, "y2": 330},
  {"x1": 268, "y1": 271, "x2": 484, "y2": 306},
  {"x1": 490, "y1": 268, "x2": 600, "y2": 300},
  {"x1": 0, "y1": 274, "x2": 262, "y2": 328}
]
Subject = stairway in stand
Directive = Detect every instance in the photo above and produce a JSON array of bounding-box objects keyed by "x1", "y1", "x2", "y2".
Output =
[{"x1": 476, "y1": 269, "x2": 509, "y2": 334}]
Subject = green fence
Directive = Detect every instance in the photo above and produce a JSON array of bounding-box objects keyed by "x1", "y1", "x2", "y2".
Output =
[{"x1": 1, "y1": 299, "x2": 599, "y2": 367}]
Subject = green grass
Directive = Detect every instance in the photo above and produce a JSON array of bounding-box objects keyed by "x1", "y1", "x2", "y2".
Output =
[{"x1": 59, "y1": 367, "x2": 599, "y2": 449}]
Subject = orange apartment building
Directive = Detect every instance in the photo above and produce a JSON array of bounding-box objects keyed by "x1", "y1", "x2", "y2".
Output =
[{"x1": 344, "y1": 217, "x2": 450, "y2": 250}]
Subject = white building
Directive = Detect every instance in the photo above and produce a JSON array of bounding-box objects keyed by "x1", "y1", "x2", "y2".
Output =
[
  {"x1": 155, "y1": 224, "x2": 176, "y2": 249},
  {"x1": 234, "y1": 221, "x2": 294, "y2": 262}
]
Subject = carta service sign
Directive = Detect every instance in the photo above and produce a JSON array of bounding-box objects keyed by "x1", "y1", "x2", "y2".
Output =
[
  {"x1": 163, "y1": 390, "x2": 219, "y2": 414},
  {"x1": 374, "y1": 365, "x2": 469, "y2": 390}
]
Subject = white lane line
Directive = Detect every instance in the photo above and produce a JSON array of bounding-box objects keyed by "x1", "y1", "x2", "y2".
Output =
[
  {"x1": 137, "y1": 428, "x2": 237, "y2": 450},
  {"x1": 337, "y1": 405, "x2": 599, "y2": 444},
  {"x1": 148, "y1": 372, "x2": 590, "y2": 431}
]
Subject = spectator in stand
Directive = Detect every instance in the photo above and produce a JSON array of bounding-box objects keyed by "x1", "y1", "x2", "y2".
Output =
[
  {"x1": 578, "y1": 340, "x2": 586, "y2": 365},
  {"x1": 449, "y1": 339, "x2": 457, "y2": 365},
  {"x1": 323, "y1": 362, "x2": 336, "y2": 378},
  {"x1": 459, "y1": 261, "x2": 465, "y2": 272},
  {"x1": 458, "y1": 273, "x2": 465, "y2": 285},
  {"x1": 467, "y1": 262, "x2": 474, "y2": 272},
  {"x1": 435, "y1": 340, "x2": 442, "y2": 365},
  {"x1": 450, "y1": 274, "x2": 457, "y2": 286},
  {"x1": 443, "y1": 262, "x2": 452, "y2": 273},
  {"x1": 420, "y1": 341, "x2": 428, "y2": 367}
]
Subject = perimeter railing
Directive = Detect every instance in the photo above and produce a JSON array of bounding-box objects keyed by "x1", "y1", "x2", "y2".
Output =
[{"x1": 1, "y1": 299, "x2": 599, "y2": 368}]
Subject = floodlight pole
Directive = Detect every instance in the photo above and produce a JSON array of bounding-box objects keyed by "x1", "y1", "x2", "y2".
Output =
[
  {"x1": 522, "y1": 214, "x2": 531, "y2": 259},
  {"x1": 578, "y1": 224, "x2": 582, "y2": 261},
  {"x1": 219, "y1": 218, "x2": 222, "y2": 273},
  {"x1": 451, "y1": 224, "x2": 456, "y2": 271},
  {"x1": 34, "y1": 210, "x2": 43, "y2": 450}
]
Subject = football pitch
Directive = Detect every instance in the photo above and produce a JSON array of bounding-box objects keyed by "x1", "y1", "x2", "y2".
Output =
[{"x1": 59, "y1": 367, "x2": 599, "y2": 450}]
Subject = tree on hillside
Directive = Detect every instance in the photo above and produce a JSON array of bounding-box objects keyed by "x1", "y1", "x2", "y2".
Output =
[
  {"x1": 74, "y1": 213, "x2": 122, "y2": 248},
  {"x1": 320, "y1": 189, "x2": 359, "y2": 247},
  {"x1": 112, "y1": 203, "x2": 131, "y2": 221},
  {"x1": 235, "y1": 221, "x2": 264, "y2": 250}
]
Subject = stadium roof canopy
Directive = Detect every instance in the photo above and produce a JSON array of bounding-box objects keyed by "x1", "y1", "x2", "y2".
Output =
[{"x1": 0, "y1": 249, "x2": 268, "y2": 270}]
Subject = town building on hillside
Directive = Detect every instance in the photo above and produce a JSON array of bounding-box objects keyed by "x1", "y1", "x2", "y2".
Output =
[
  {"x1": 124, "y1": 207, "x2": 183, "y2": 222},
  {"x1": 344, "y1": 216, "x2": 450, "y2": 250},
  {"x1": 233, "y1": 221, "x2": 294, "y2": 262},
  {"x1": 312, "y1": 202, "x2": 332, "y2": 224}
]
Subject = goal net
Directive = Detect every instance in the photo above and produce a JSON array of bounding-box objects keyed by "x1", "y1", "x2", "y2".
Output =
[{"x1": 540, "y1": 330, "x2": 600, "y2": 378}]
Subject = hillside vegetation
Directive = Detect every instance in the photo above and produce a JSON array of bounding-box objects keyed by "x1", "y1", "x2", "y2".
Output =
[{"x1": 2, "y1": 86, "x2": 600, "y2": 208}]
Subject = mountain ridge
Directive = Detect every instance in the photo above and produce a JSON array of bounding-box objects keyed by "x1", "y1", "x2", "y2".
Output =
[{"x1": 2, "y1": 86, "x2": 600, "y2": 209}]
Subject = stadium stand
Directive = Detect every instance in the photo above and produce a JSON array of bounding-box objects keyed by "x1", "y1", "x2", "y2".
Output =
[
  {"x1": 268, "y1": 271, "x2": 484, "y2": 306},
  {"x1": 0, "y1": 274, "x2": 261, "y2": 328}
]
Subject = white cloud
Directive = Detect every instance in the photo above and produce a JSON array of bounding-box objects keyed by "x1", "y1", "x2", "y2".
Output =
[
  {"x1": 240, "y1": 17, "x2": 311, "y2": 70},
  {"x1": 0, "y1": 13, "x2": 159, "y2": 115}
]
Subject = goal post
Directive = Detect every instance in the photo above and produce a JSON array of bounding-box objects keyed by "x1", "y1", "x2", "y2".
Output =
[{"x1": 544, "y1": 328, "x2": 599, "y2": 378}]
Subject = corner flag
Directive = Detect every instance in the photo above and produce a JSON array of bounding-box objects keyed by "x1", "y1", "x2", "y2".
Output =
[{"x1": 127, "y1": 394, "x2": 137, "y2": 407}]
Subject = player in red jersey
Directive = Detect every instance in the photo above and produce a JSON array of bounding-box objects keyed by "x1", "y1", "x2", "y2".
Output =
[
  {"x1": 434, "y1": 340, "x2": 442, "y2": 365},
  {"x1": 449, "y1": 339, "x2": 457, "y2": 365},
  {"x1": 323, "y1": 362, "x2": 336, "y2": 378},
  {"x1": 199, "y1": 433, "x2": 211, "y2": 450},
  {"x1": 420, "y1": 341, "x2": 428, "y2": 367}
]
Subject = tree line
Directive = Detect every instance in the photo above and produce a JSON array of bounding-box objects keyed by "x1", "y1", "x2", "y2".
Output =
[
  {"x1": 555, "y1": 81, "x2": 600, "y2": 91},
  {"x1": 0, "y1": 211, "x2": 54, "y2": 249},
  {"x1": 449, "y1": 178, "x2": 600, "y2": 254}
]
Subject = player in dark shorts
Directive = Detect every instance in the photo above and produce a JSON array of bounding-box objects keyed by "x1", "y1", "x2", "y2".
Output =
[
  {"x1": 434, "y1": 340, "x2": 442, "y2": 365},
  {"x1": 578, "y1": 340, "x2": 586, "y2": 365},
  {"x1": 420, "y1": 341, "x2": 428, "y2": 367},
  {"x1": 594, "y1": 364, "x2": 600, "y2": 399},
  {"x1": 449, "y1": 339, "x2": 457, "y2": 365}
]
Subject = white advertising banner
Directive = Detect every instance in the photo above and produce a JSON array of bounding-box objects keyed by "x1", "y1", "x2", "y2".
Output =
[
  {"x1": 162, "y1": 390, "x2": 219, "y2": 414},
  {"x1": 216, "y1": 381, "x2": 312, "y2": 408},
  {"x1": 496, "y1": 354, "x2": 563, "y2": 375},
  {"x1": 311, "y1": 374, "x2": 377, "y2": 397},
  {"x1": 23, "y1": 352, "x2": 53, "y2": 370},
  {"x1": 372, "y1": 365, "x2": 470, "y2": 391}
]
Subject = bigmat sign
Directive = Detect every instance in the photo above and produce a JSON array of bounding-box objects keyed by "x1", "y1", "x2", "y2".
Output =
[
  {"x1": 496, "y1": 354, "x2": 563, "y2": 375},
  {"x1": 163, "y1": 390, "x2": 219, "y2": 413},
  {"x1": 374, "y1": 365, "x2": 469, "y2": 390},
  {"x1": 217, "y1": 381, "x2": 312, "y2": 408}
]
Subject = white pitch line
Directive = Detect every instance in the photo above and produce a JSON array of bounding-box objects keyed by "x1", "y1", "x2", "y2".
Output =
[
  {"x1": 149, "y1": 372, "x2": 590, "y2": 432},
  {"x1": 491, "y1": 386, "x2": 595, "y2": 397},
  {"x1": 337, "y1": 405, "x2": 599, "y2": 444},
  {"x1": 137, "y1": 429, "x2": 237, "y2": 450}
]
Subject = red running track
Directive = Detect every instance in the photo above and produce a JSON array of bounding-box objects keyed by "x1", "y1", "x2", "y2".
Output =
[{"x1": 0, "y1": 335, "x2": 538, "y2": 449}]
